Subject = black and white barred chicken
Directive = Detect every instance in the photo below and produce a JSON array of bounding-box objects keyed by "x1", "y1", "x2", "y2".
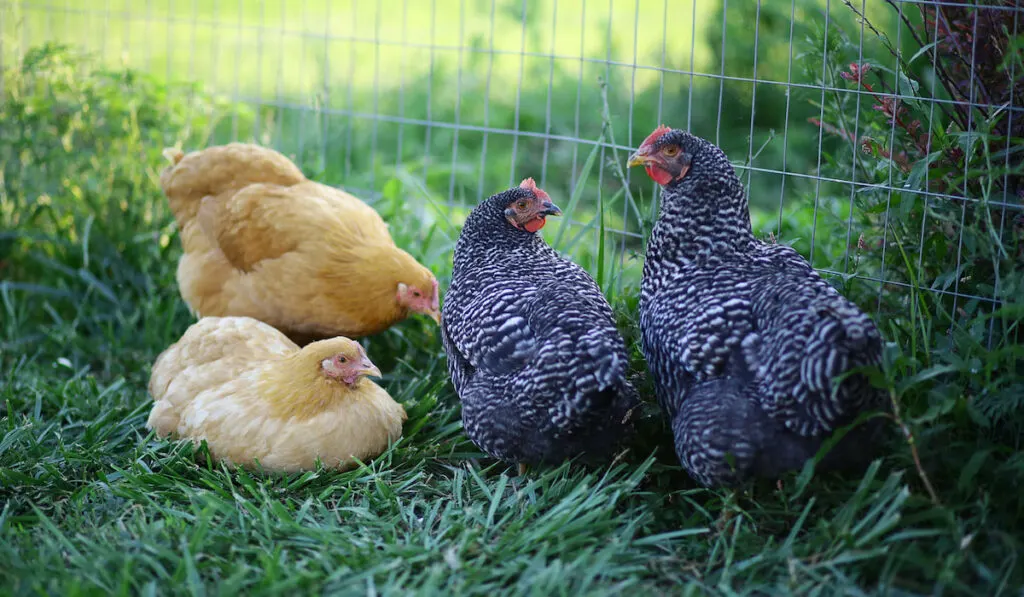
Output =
[
  {"x1": 441, "y1": 178, "x2": 639, "y2": 470},
  {"x1": 628, "y1": 126, "x2": 887, "y2": 488}
]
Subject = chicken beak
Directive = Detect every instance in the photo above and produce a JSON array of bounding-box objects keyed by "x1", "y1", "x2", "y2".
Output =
[
  {"x1": 539, "y1": 201, "x2": 562, "y2": 217},
  {"x1": 627, "y1": 149, "x2": 651, "y2": 168},
  {"x1": 427, "y1": 308, "x2": 442, "y2": 325},
  {"x1": 359, "y1": 359, "x2": 383, "y2": 379}
]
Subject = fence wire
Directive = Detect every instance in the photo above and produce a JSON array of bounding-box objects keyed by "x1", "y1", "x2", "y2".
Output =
[{"x1": 1, "y1": 0, "x2": 1021, "y2": 321}]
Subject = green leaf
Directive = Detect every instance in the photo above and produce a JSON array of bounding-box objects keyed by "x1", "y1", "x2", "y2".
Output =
[
  {"x1": 957, "y1": 449, "x2": 990, "y2": 493},
  {"x1": 553, "y1": 135, "x2": 603, "y2": 252}
]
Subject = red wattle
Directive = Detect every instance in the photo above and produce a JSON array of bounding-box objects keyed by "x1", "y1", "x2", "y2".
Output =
[
  {"x1": 524, "y1": 217, "x2": 546, "y2": 233},
  {"x1": 646, "y1": 164, "x2": 674, "y2": 186}
]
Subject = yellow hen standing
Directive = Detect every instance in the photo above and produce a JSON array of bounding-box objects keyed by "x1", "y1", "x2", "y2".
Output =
[
  {"x1": 159, "y1": 143, "x2": 440, "y2": 342},
  {"x1": 147, "y1": 316, "x2": 407, "y2": 472}
]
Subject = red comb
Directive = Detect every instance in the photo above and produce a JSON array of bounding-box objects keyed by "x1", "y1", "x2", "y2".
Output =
[
  {"x1": 519, "y1": 177, "x2": 550, "y2": 201},
  {"x1": 519, "y1": 177, "x2": 539, "y2": 192},
  {"x1": 640, "y1": 124, "x2": 673, "y2": 148}
]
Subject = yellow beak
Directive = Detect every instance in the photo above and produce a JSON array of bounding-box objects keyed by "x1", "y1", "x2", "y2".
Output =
[
  {"x1": 359, "y1": 360, "x2": 383, "y2": 379},
  {"x1": 427, "y1": 308, "x2": 441, "y2": 325},
  {"x1": 627, "y1": 151, "x2": 650, "y2": 168}
]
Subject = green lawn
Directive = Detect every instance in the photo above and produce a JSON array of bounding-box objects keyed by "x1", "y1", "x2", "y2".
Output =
[
  {"x1": 2, "y1": 3, "x2": 1023, "y2": 595},
  {"x1": 6, "y1": 0, "x2": 716, "y2": 94}
]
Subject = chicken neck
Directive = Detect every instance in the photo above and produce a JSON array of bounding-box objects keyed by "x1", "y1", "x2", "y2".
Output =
[{"x1": 645, "y1": 148, "x2": 757, "y2": 269}]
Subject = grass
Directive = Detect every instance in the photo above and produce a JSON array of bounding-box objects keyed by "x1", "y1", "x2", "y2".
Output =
[{"x1": 2, "y1": 8, "x2": 1023, "y2": 596}]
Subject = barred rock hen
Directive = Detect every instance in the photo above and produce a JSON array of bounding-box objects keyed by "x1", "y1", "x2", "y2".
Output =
[
  {"x1": 628, "y1": 126, "x2": 886, "y2": 487},
  {"x1": 160, "y1": 143, "x2": 439, "y2": 343},
  {"x1": 441, "y1": 179, "x2": 639, "y2": 469}
]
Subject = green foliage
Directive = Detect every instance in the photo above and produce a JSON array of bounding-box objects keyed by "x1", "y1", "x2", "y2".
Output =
[
  {"x1": 1, "y1": 23, "x2": 1022, "y2": 597},
  {"x1": 0, "y1": 43, "x2": 228, "y2": 380},
  {"x1": 803, "y1": 3, "x2": 1024, "y2": 437}
]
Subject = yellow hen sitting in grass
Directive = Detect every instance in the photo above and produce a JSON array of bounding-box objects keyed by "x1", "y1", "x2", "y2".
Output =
[
  {"x1": 147, "y1": 316, "x2": 407, "y2": 472},
  {"x1": 159, "y1": 143, "x2": 440, "y2": 343}
]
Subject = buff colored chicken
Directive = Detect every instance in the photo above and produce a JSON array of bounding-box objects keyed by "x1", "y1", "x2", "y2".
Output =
[
  {"x1": 147, "y1": 316, "x2": 407, "y2": 472},
  {"x1": 159, "y1": 143, "x2": 440, "y2": 342}
]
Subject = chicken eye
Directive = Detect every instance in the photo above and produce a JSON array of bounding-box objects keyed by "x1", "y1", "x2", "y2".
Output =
[
  {"x1": 413, "y1": 290, "x2": 421, "y2": 297},
  {"x1": 663, "y1": 146, "x2": 680, "y2": 157},
  {"x1": 516, "y1": 201, "x2": 529, "y2": 210},
  {"x1": 337, "y1": 356, "x2": 347, "y2": 363}
]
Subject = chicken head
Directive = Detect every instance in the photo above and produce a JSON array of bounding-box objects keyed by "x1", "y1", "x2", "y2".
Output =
[
  {"x1": 627, "y1": 125, "x2": 693, "y2": 186},
  {"x1": 318, "y1": 339, "x2": 383, "y2": 386},
  {"x1": 397, "y1": 278, "x2": 441, "y2": 324},
  {"x1": 503, "y1": 177, "x2": 562, "y2": 233}
]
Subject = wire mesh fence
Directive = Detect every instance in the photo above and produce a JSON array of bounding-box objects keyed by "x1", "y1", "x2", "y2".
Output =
[{"x1": 1, "y1": 0, "x2": 1021, "y2": 328}]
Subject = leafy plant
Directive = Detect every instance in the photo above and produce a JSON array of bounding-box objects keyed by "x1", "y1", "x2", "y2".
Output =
[{"x1": 805, "y1": 2, "x2": 1023, "y2": 435}]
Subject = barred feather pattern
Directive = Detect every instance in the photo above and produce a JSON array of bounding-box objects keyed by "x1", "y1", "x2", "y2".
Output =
[
  {"x1": 639, "y1": 130, "x2": 886, "y2": 487},
  {"x1": 442, "y1": 187, "x2": 639, "y2": 465}
]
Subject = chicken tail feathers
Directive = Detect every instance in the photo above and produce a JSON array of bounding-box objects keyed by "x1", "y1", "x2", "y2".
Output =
[
  {"x1": 163, "y1": 147, "x2": 185, "y2": 166},
  {"x1": 800, "y1": 304, "x2": 885, "y2": 426},
  {"x1": 159, "y1": 143, "x2": 307, "y2": 224}
]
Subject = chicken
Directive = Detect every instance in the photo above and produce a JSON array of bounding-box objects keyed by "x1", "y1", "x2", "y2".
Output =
[
  {"x1": 627, "y1": 126, "x2": 886, "y2": 487},
  {"x1": 159, "y1": 143, "x2": 440, "y2": 342},
  {"x1": 440, "y1": 178, "x2": 639, "y2": 469},
  {"x1": 147, "y1": 316, "x2": 406, "y2": 472}
]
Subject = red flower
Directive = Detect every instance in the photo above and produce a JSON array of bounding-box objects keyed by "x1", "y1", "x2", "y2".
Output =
[{"x1": 840, "y1": 62, "x2": 872, "y2": 83}]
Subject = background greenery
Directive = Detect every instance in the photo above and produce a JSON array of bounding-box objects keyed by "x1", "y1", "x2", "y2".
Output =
[{"x1": 1, "y1": 0, "x2": 1022, "y2": 594}]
